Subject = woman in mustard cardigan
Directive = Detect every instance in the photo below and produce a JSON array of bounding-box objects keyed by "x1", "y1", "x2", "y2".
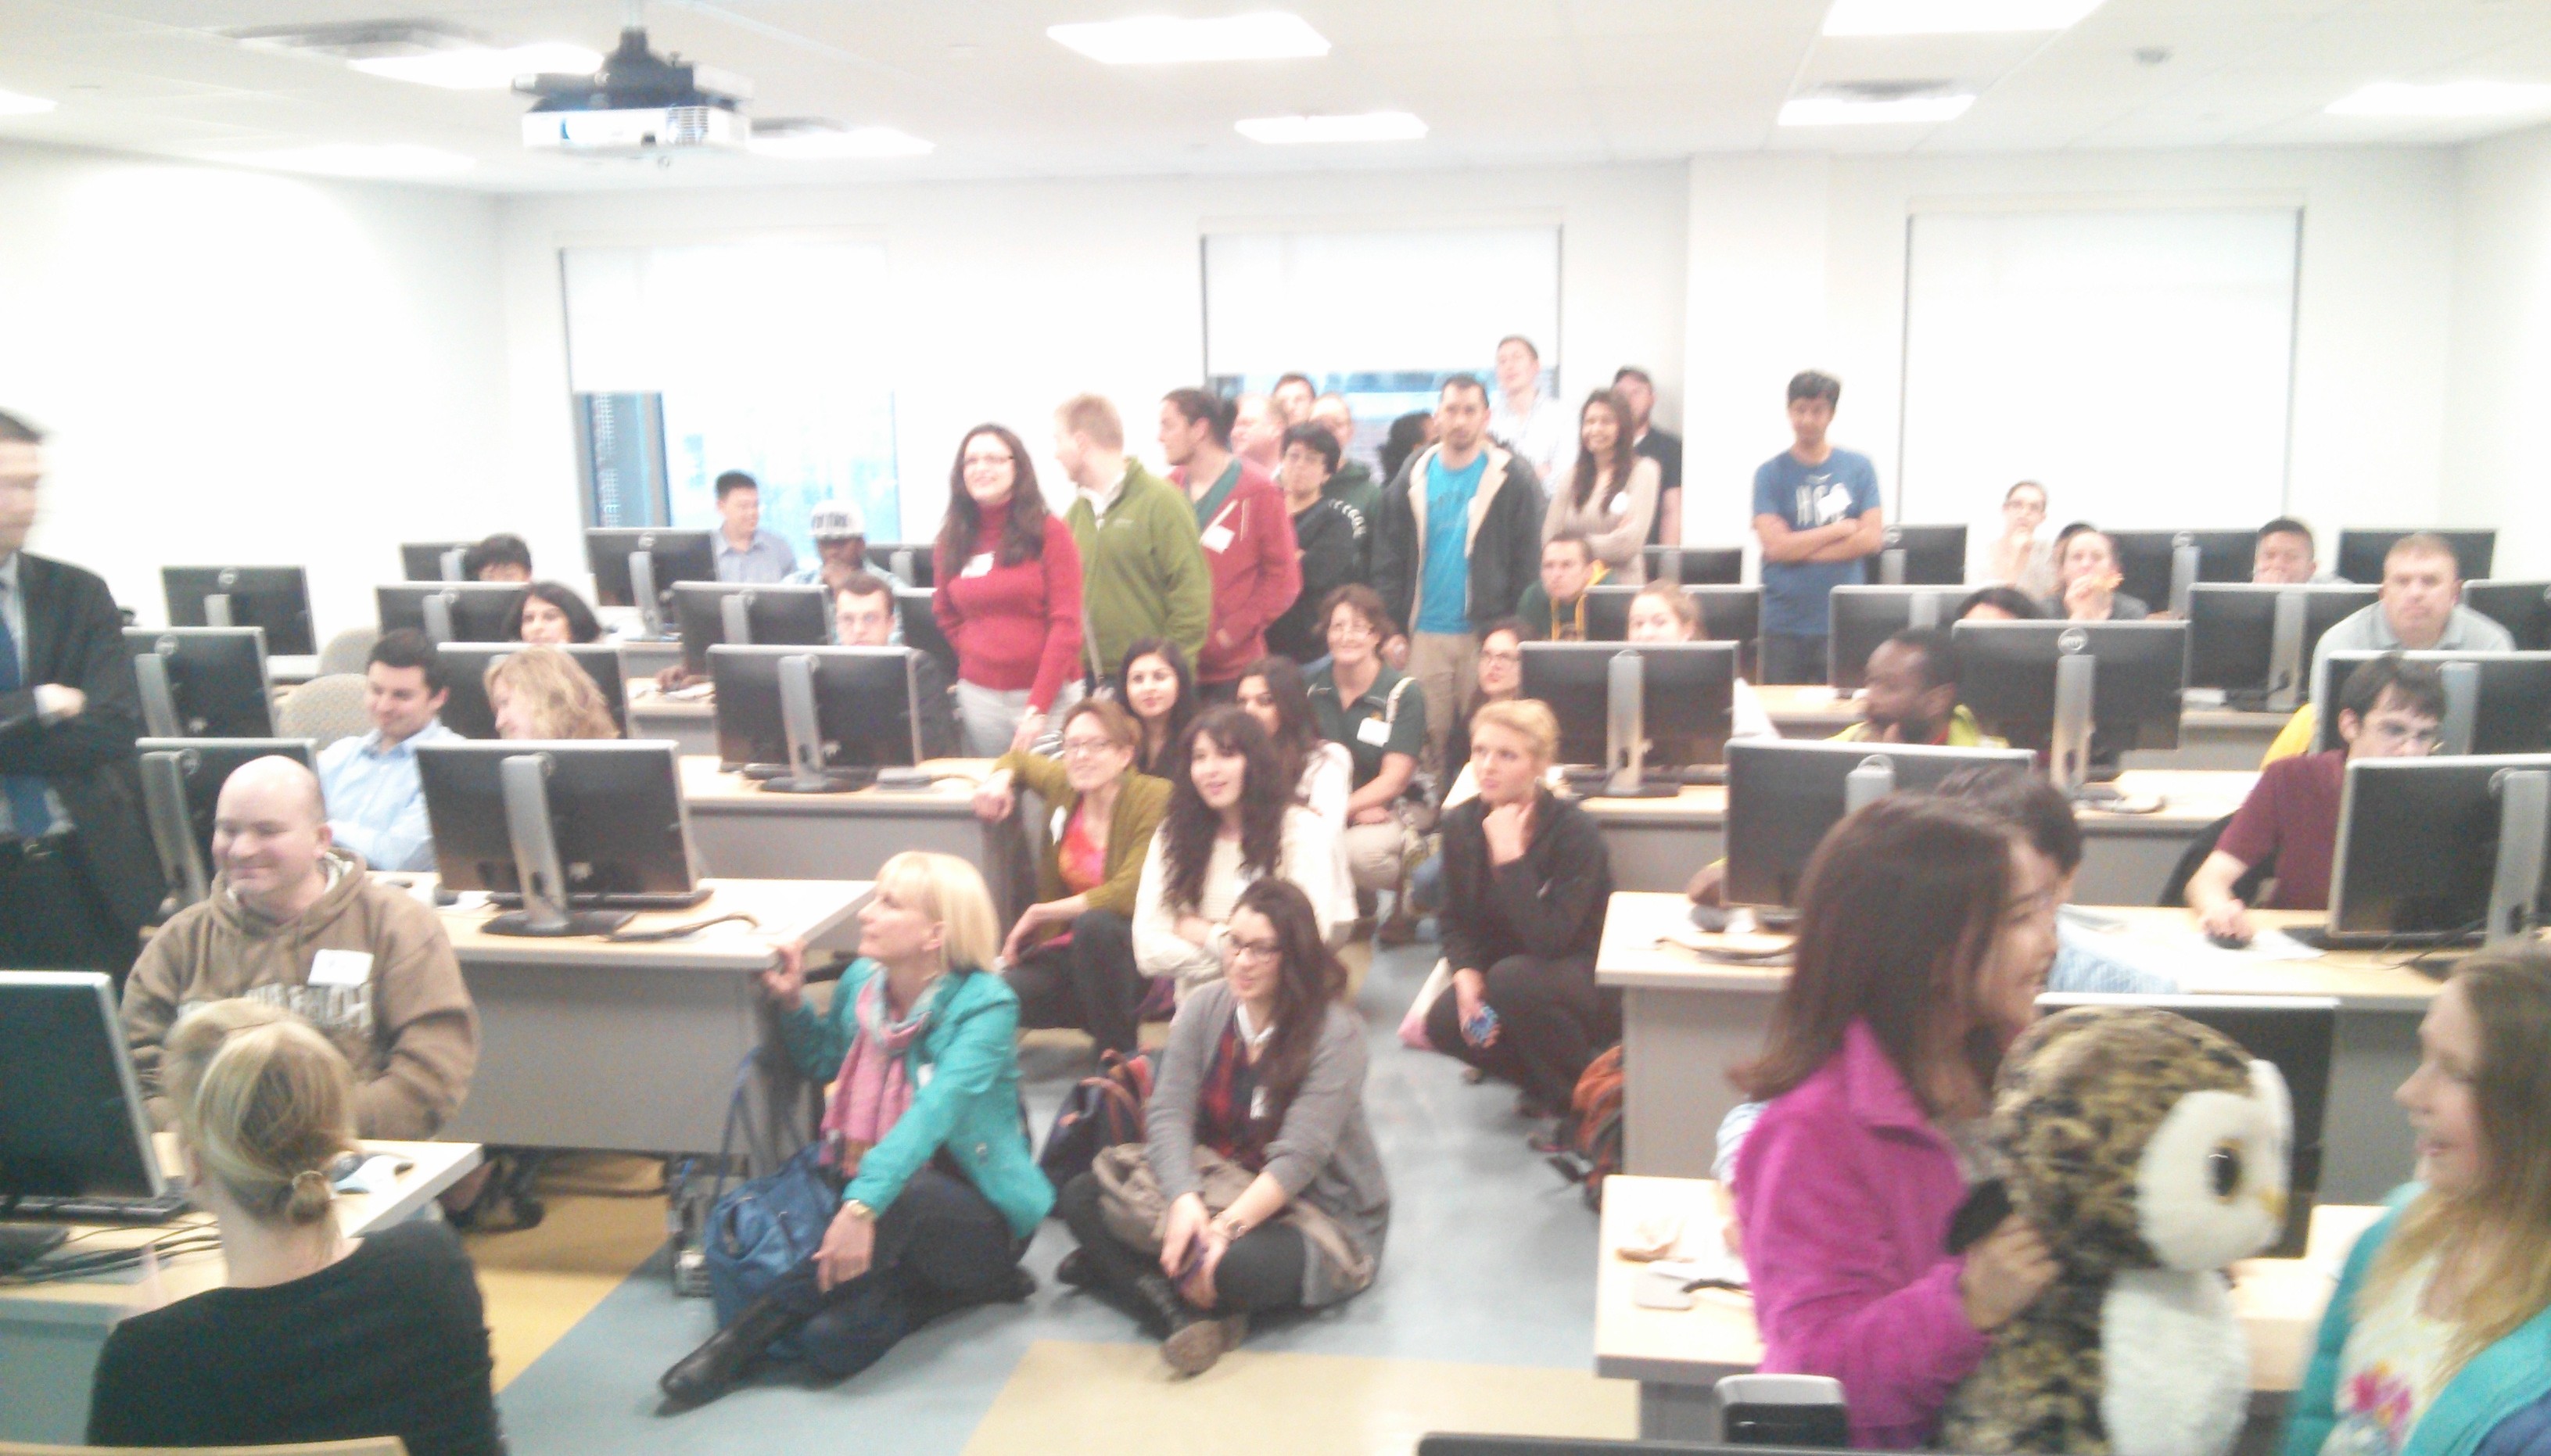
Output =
[{"x1": 971, "y1": 697, "x2": 1171, "y2": 1055}]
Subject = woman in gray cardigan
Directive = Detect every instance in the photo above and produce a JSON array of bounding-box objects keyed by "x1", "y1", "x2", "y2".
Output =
[{"x1": 1054, "y1": 877, "x2": 1388, "y2": 1376}]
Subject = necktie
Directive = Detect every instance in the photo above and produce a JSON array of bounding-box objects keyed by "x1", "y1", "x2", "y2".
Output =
[{"x1": 0, "y1": 584, "x2": 56, "y2": 838}]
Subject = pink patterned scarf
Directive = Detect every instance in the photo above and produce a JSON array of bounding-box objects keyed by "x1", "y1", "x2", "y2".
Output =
[{"x1": 820, "y1": 971, "x2": 942, "y2": 1176}]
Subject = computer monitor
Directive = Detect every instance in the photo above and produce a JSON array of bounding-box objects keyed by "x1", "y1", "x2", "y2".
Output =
[
  {"x1": 1875, "y1": 525, "x2": 1966, "y2": 586},
  {"x1": 375, "y1": 583, "x2": 529, "y2": 645},
  {"x1": 583, "y1": 528, "x2": 719, "y2": 637},
  {"x1": 2109, "y1": 530, "x2": 2255, "y2": 615},
  {"x1": 2324, "y1": 754, "x2": 2551, "y2": 949},
  {"x1": 673, "y1": 583, "x2": 832, "y2": 676},
  {"x1": 2035, "y1": 992, "x2": 2335, "y2": 1260},
  {"x1": 1640, "y1": 546, "x2": 1743, "y2": 586},
  {"x1": 893, "y1": 586, "x2": 957, "y2": 680},
  {"x1": 710, "y1": 645, "x2": 924, "y2": 790},
  {"x1": 135, "y1": 737, "x2": 319, "y2": 908},
  {"x1": 2337, "y1": 529, "x2": 2496, "y2": 586},
  {"x1": 2463, "y1": 579, "x2": 2551, "y2": 652},
  {"x1": 400, "y1": 541, "x2": 475, "y2": 582},
  {"x1": 1519, "y1": 642, "x2": 1736, "y2": 791},
  {"x1": 2185, "y1": 583, "x2": 2379, "y2": 710},
  {"x1": 0, "y1": 972, "x2": 168, "y2": 1207},
  {"x1": 1952, "y1": 620, "x2": 2187, "y2": 792},
  {"x1": 122, "y1": 627, "x2": 274, "y2": 739},
  {"x1": 161, "y1": 566, "x2": 316, "y2": 657},
  {"x1": 434, "y1": 644, "x2": 628, "y2": 740},
  {"x1": 1825, "y1": 586, "x2": 1960, "y2": 692},
  {"x1": 416, "y1": 740, "x2": 708, "y2": 935},
  {"x1": 872, "y1": 543, "x2": 936, "y2": 590},
  {"x1": 2314, "y1": 651, "x2": 2551, "y2": 756},
  {"x1": 1725, "y1": 738, "x2": 2035, "y2": 909}
]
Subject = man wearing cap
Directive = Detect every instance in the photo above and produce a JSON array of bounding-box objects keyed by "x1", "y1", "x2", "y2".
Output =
[{"x1": 788, "y1": 502, "x2": 903, "y2": 596}]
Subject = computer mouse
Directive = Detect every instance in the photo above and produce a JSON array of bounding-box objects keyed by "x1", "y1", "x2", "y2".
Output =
[{"x1": 2206, "y1": 930, "x2": 2251, "y2": 950}]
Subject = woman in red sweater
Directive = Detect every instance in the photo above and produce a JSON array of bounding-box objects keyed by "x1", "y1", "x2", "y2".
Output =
[{"x1": 932, "y1": 424, "x2": 1085, "y2": 755}]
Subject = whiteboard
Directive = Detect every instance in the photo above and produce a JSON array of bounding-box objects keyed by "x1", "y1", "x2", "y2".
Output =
[
  {"x1": 1899, "y1": 207, "x2": 2299, "y2": 556},
  {"x1": 1204, "y1": 225, "x2": 1561, "y2": 376}
]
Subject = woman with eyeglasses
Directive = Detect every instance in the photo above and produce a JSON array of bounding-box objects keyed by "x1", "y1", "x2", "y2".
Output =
[
  {"x1": 931, "y1": 423, "x2": 1085, "y2": 756},
  {"x1": 1054, "y1": 877, "x2": 1387, "y2": 1377},
  {"x1": 972, "y1": 698, "x2": 1170, "y2": 1056}
]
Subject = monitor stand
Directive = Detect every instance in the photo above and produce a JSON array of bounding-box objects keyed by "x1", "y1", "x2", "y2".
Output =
[
  {"x1": 2487, "y1": 767, "x2": 2550, "y2": 950},
  {"x1": 138, "y1": 748, "x2": 210, "y2": 909},
  {"x1": 756, "y1": 654, "x2": 870, "y2": 794},
  {"x1": 1842, "y1": 756, "x2": 1896, "y2": 815},
  {"x1": 440, "y1": 546, "x2": 468, "y2": 583},
  {"x1": 133, "y1": 650, "x2": 183, "y2": 739},
  {"x1": 203, "y1": 592, "x2": 235, "y2": 629},
  {"x1": 629, "y1": 551, "x2": 672, "y2": 640},
  {"x1": 1601, "y1": 650, "x2": 1679, "y2": 799},
  {"x1": 2440, "y1": 661, "x2": 2483, "y2": 757},
  {"x1": 421, "y1": 590, "x2": 457, "y2": 646},
  {"x1": 2266, "y1": 590, "x2": 2309, "y2": 712},
  {"x1": 480, "y1": 752, "x2": 634, "y2": 938},
  {"x1": 2050, "y1": 650, "x2": 2105, "y2": 802}
]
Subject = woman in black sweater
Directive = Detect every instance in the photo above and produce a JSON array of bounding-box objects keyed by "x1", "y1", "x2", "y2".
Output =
[
  {"x1": 86, "y1": 999, "x2": 502, "y2": 1456},
  {"x1": 1423, "y1": 698, "x2": 1615, "y2": 1124}
]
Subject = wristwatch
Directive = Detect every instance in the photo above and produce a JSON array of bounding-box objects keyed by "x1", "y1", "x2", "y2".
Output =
[{"x1": 842, "y1": 1199, "x2": 875, "y2": 1223}]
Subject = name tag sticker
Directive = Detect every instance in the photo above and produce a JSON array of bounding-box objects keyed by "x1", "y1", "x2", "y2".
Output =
[
  {"x1": 1250, "y1": 1085, "x2": 1270, "y2": 1121},
  {"x1": 308, "y1": 949, "x2": 373, "y2": 988},
  {"x1": 963, "y1": 554, "x2": 995, "y2": 578},
  {"x1": 1200, "y1": 524, "x2": 1236, "y2": 554},
  {"x1": 1355, "y1": 716, "x2": 1392, "y2": 747},
  {"x1": 1609, "y1": 493, "x2": 1631, "y2": 516},
  {"x1": 916, "y1": 1063, "x2": 935, "y2": 1089}
]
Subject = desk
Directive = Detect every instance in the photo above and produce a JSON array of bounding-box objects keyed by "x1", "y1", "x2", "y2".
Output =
[
  {"x1": 677, "y1": 755, "x2": 1022, "y2": 916},
  {"x1": 1595, "y1": 1174, "x2": 2377, "y2": 1443},
  {"x1": 1595, "y1": 894, "x2": 2437, "y2": 1201},
  {"x1": 0, "y1": 1139, "x2": 480, "y2": 1443},
  {"x1": 629, "y1": 688, "x2": 718, "y2": 758},
  {"x1": 1749, "y1": 688, "x2": 2287, "y2": 773},
  {"x1": 617, "y1": 637, "x2": 683, "y2": 683},
  {"x1": 1581, "y1": 769, "x2": 2256, "y2": 907}
]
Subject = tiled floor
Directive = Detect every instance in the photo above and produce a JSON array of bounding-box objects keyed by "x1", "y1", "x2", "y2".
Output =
[{"x1": 468, "y1": 937, "x2": 1637, "y2": 1454}]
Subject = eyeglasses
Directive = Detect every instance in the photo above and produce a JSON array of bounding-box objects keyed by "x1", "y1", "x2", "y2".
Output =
[
  {"x1": 2362, "y1": 719, "x2": 2443, "y2": 751},
  {"x1": 1059, "y1": 735, "x2": 1121, "y2": 758},
  {"x1": 1229, "y1": 938, "x2": 1283, "y2": 963},
  {"x1": 1328, "y1": 620, "x2": 1378, "y2": 642},
  {"x1": 1477, "y1": 649, "x2": 1523, "y2": 666}
]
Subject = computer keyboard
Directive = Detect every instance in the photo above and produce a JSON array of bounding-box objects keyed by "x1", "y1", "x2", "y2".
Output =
[{"x1": 2, "y1": 1189, "x2": 192, "y2": 1225}]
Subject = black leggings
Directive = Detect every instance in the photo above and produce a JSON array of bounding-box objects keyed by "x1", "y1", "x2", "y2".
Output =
[
  {"x1": 762, "y1": 1168, "x2": 1025, "y2": 1381},
  {"x1": 1006, "y1": 909, "x2": 1145, "y2": 1056},
  {"x1": 1056, "y1": 1170, "x2": 1307, "y2": 1316},
  {"x1": 1423, "y1": 952, "x2": 1616, "y2": 1111}
]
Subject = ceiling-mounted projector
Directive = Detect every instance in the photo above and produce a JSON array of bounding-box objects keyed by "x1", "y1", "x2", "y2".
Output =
[{"x1": 516, "y1": 25, "x2": 751, "y2": 156}]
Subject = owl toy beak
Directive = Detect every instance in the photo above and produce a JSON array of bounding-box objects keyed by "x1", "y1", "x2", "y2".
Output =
[{"x1": 2256, "y1": 1184, "x2": 2287, "y2": 1228}]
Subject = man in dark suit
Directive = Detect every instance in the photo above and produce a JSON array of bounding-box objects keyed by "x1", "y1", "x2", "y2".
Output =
[{"x1": 0, "y1": 409, "x2": 163, "y2": 984}]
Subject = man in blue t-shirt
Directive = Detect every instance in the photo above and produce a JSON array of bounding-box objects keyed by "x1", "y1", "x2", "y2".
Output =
[{"x1": 1751, "y1": 370, "x2": 1884, "y2": 684}]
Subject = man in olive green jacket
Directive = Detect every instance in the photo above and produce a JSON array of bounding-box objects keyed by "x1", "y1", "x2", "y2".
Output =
[{"x1": 1055, "y1": 393, "x2": 1211, "y2": 680}]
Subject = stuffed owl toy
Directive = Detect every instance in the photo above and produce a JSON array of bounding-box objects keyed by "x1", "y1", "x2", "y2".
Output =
[{"x1": 1937, "y1": 1005, "x2": 2292, "y2": 1456}]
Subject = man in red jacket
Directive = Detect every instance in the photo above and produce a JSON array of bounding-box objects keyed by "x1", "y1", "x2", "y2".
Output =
[{"x1": 1160, "y1": 389, "x2": 1301, "y2": 696}]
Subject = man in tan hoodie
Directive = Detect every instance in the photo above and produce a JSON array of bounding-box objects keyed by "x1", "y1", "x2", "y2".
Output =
[{"x1": 121, "y1": 755, "x2": 477, "y2": 1138}]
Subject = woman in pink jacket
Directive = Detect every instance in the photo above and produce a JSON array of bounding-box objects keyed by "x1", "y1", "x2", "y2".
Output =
[{"x1": 1730, "y1": 795, "x2": 2061, "y2": 1450}]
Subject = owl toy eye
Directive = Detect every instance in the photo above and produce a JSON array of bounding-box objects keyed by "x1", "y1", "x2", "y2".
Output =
[{"x1": 2208, "y1": 1142, "x2": 2244, "y2": 1200}]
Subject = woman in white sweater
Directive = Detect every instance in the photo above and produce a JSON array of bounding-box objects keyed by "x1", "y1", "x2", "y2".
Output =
[
  {"x1": 1133, "y1": 706, "x2": 1344, "y2": 999},
  {"x1": 1541, "y1": 389, "x2": 1660, "y2": 585}
]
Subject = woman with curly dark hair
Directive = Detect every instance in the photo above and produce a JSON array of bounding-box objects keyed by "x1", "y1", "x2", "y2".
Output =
[{"x1": 931, "y1": 423, "x2": 1084, "y2": 755}]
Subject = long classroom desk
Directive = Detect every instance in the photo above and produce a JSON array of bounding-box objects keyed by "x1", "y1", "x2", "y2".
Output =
[
  {"x1": 1580, "y1": 769, "x2": 2257, "y2": 907},
  {"x1": 1594, "y1": 893, "x2": 2440, "y2": 1203},
  {"x1": 628, "y1": 687, "x2": 719, "y2": 758},
  {"x1": 1749, "y1": 685, "x2": 2289, "y2": 773},
  {"x1": 677, "y1": 755, "x2": 1026, "y2": 918},
  {"x1": 1595, "y1": 1174, "x2": 2377, "y2": 1444},
  {"x1": 0, "y1": 1139, "x2": 481, "y2": 1443}
]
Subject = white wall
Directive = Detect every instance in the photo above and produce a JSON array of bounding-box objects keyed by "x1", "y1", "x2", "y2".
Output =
[
  {"x1": 1681, "y1": 147, "x2": 2460, "y2": 562},
  {"x1": 2445, "y1": 124, "x2": 2551, "y2": 579},
  {"x1": 0, "y1": 142, "x2": 507, "y2": 639},
  {"x1": 493, "y1": 163, "x2": 1692, "y2": 549}
]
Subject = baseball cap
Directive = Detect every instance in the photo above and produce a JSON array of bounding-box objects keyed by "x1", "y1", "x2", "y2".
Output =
[{"x1": 809, "y1": 502, "x2": 866, "y2": 540}]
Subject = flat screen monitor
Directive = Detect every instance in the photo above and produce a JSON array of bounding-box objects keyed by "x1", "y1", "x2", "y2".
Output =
[
  {"x1": 2185, "y1": 584, "x2": 2378, "y2": 703},
  {"x1": 872, "y1": 543, "x2": 936, "y2": 590},
  {"x1": 710, "y1": 645, "x2": 924, "y2": 782},
  {"x1": 0, "y1": 971, "x2": 167, "y2": 1203},
  {"x1": 1519, "y1": 641, "x2": 1736, "y2": 776},
  {"x1": 2463, "y1": 579, "x2": 2551, "y2": 652},
  {"x1": 2109, "y1": 530, "x2": 2255, "y2": 613},
  {"x1": 161, "y1": 566, "x2": 315, "y2": 658},
  {"x1": 1952, "y1": 620, "x2": 2187, "y2": 781},
  {"x1": 583, "y1": 528, "x2": 719, "y2": 611},
  {"x1": 2338, "y1": 529, "x2": 2495, "y2": 586},
  {"x1": 400, "y1": 541, "x2": 475, "y2": 582},
  {"x1": 1725, "y1": 738, "x2": 2035, "y2": 909},
  {"x1": 1877, "y1": 525, "x2": 1966, "y2": 586},
  {"x1": 435, "y1": 644, "x2": 628, "y2": 740},
  {"x1": 673, "y1": 583, "x2": 831, "y2": 676},
  {"x1": 2314, "y1": 651, "x2": 2551, "y2": 756},
  {"x1": 2326, "y1": 754, "x2": 2551, "y2": 945},
  {"x1": 416, "y1": 740, "x2": 705, "y2": 909},
  {"x1": 375, "y1": 583, "x2": 528, "y2": 645},
  {"x1": 2035, "y1": 992, "x2": 2334, "y2": 1260},
  {"x1": 1825, "y1": 586, "x2": 1960, "y2": 692},
  {"x1": 1640, "y1": 546, "x2": 1742, "y2": 586},
  {"x1": 123, "y1": 627, "x2": 274, "y2": 738},
  {"x1": 136, "y1": 737, "x2": 319, "y2": 902},
  {"x1": 893, "y1": 586, "x2": 957, "y2": 679}
]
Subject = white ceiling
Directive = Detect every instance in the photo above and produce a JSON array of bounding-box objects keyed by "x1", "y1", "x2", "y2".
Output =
[{"x1": 1, "y1": 0, "x2": 2548, "y2": 192}]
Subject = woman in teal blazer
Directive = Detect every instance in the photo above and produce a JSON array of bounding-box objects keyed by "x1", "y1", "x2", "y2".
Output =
[
  {"x1": 660, "y1": 852, "x2": 1053, "y2": 1408},
  {"x1": 2281, "y1": 952, "x2": 2551, "y2": 1456}
]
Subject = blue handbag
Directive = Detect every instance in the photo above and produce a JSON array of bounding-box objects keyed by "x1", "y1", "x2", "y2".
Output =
[{"x1": 704, "y1": 1138, "x2": 840, "y2": 1339}]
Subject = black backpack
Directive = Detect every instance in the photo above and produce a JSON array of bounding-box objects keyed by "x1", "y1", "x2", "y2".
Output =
[{"x1": 1037, "y1": 1049, "x2": 1154, "y2": 1194}]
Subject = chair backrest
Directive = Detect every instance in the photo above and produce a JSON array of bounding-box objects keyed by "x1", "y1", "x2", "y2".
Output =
[
  {"x1": 0, "y1": 1438, "x2": 408, "y2": 1455},
  {"x1": 275, "y1": 672, "x2": 374, "y2": 751},
  {"x1": 318, "y1": 626, "x2": 382, "y2": 676}
]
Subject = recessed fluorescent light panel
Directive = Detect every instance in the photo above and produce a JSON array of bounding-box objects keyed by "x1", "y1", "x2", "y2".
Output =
[
  {"x1": 1236, "y1": 110, "x2": 1426, "y2": 144},
  {"x1": 1780, "y1": 92, "x2": 1975, "y2": 125},
  {"x1": 0, "y1": 87, "x2": 57, "y2": 115},
  {"x1": 223, "y1": 144, "x2": 477, "y2": 178},
  {"x1": 1823, "y1": 0, "x2": 2104, "y2": 36},
  {"x1": 2327, "y1": 80, "x2": 2551, "y2": 118},
  {"x1": 750, "y1": 122, "x2": 933, "y2": 159},
  {"x1": 351, "y1": 41, "x2": 601, "y2": 89},
  {"x1": 1049, "y1": 12, "x2": 1329, "y2": 64}
]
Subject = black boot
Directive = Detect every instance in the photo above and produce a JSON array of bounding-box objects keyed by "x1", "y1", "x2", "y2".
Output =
[
  {"x1": 1129, "y1": 1270, "x2": 1232, "y2": 1376},
  {"x1": 658, "y1": 1293, "x2": 804, "y2": 1409}
]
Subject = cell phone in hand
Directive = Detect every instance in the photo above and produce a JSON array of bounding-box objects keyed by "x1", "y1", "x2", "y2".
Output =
[
  {"x1": 1462, "y1": 1004, "x2": 1500, "y2": 1047},
  {"x1": 1946, "y1": 1178, "x2": 2013, "y2": 1256}
]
